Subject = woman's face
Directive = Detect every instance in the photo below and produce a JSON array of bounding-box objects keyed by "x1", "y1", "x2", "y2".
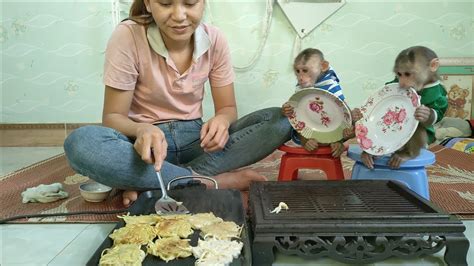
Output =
[{"x1": 145, "y1": 0, "x2": 204, "y2": 44}]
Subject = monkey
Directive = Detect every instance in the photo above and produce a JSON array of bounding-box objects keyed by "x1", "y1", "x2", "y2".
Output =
[
  {"x1": 281, "y1": 48, "x2": 347, "y2": 157},
  {"x1": 359, "y1": 46, "x2": 448, "y2": 169}
]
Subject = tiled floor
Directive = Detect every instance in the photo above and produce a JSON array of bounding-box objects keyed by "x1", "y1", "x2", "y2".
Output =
[{"x1": 1, "y1": 147, "x2": 472, "y2": 265}]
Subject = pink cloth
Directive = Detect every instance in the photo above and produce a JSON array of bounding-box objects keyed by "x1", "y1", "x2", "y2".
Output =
[{"x1": 103, "y1": 20, "x2": 234, "y2": 123}]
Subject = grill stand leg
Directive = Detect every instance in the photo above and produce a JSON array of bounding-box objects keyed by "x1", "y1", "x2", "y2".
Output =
[
  {"x1": 252, "y1": 242, "x2": 275, "y2": 266},
  {"x1": 444, "y1": 234, "x2": 469, "y2": 266}
]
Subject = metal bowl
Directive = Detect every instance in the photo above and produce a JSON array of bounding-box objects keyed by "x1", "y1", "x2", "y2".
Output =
[{"x1": 79, "y1": 182, "x2": 112, "y2": 202}]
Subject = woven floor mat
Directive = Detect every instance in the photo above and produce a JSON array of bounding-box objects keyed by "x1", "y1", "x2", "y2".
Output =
[
  {"x1": 1, "y1": 144, "x2": 473, "y2": 223},
  {"x1": 0, "y1": 154, "x2": 125, "y2": 223}
]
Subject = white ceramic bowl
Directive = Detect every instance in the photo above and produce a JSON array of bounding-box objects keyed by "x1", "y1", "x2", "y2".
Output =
[{"x1": 79, "y1": 182, "x2": 112, "y2": 202}]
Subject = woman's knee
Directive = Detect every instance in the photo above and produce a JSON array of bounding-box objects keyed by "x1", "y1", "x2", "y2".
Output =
[
  {"x1": 64, "y1": 125, "x2": 116, "y2": 163},
  {"x1": 259, "y1": 107, "x2": 282, "y2": 121},
  {"x1": 65, "y1": 125, "x2": 99, "y2": 152},
  {"x1": 264, "y1": 107, "x2": 291, "y2": 136}
]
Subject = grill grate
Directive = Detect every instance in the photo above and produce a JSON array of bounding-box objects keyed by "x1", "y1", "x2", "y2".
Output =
[
  {"x1": 254, "y1": 180, "x2": 449, "y2": 220},
  {"x1": 248, "y1": 180, "x2": 468, "y2": 266},
  {"x1": 266, "y1": 185, "x2": 425, "y2": 213}
]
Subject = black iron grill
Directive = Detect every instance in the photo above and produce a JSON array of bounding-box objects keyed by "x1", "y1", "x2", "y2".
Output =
[
  {"x1": 260, "y1": 180, "x2": 439, "y2": 219},
  {"x1": 249, "y1": 180, "x2": 469, "y2": 265},
  {"x1": 87, "y1": 187, "x2": 251, "y2": 266}
]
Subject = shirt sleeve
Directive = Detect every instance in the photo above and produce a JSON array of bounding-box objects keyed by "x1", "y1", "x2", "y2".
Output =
[
  {"x1": 421, "y1": 86, "x2": 448, "y2": 124},
  {"x1": 430, "y1": 97, "x2": 448, "y2": 124},
  {"x1": 103, "y1": 24, "x2": 139, "y2": 91},
  {"x1": 208, "y1": 29, "x2": 235, "y2": 88},
  {"x1": 315, "y1": 69, "x2": 345, "y2": 101}
]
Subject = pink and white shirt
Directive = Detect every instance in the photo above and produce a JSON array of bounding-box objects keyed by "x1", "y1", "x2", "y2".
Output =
[{"x1": 103, "y1": 20, "x2": 234, "y2": 123}]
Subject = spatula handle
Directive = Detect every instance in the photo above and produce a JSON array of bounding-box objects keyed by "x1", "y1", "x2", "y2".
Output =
[{"x1": 155, "y1": 171, "x2": 168, "y2": 198}]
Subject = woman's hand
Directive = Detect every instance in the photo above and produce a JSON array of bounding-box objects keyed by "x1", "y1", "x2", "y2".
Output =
[
  {"x1": 134, "y1": 124, "x2": 167, "y2": 171},
  {"x1": 200, "y1": 115, "x2": 230, "y2": 152}
]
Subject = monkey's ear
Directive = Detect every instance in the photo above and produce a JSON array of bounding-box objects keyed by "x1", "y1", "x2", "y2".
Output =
[
  {"x1": 321, "y1": 60, "x2": 330, "y2": 72},
  {"x1": 430, "y1": 58, "x2": 440, "y2": 72}
]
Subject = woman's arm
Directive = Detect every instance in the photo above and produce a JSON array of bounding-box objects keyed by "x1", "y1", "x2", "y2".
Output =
[
  {"x1": 200, "y1": 83, "x2": 237, "y2": 152},
  {"x1": 211, "y1": 83, "x2": 238, "y2": 124},
  {"x1": 102, "y1": 85, "x2": 167, "y2": 170},
  {"x1": 102, "y1": 85, "x2": 138, "y2": 136}
]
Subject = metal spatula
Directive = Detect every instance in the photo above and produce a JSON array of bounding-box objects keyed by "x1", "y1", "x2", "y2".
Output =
[{"x1": 154, "y1": 171, "x2": 189, "y2": 215}]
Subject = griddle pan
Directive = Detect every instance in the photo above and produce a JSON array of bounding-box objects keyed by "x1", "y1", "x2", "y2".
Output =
[{"x1": 86, "y1": 188, "x2": 251, "y2": 266}]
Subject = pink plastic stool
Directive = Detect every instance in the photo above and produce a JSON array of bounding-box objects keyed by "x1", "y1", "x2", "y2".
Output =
[{"x1": 277, "y1": 144, "x2": 345, "y2": 181}]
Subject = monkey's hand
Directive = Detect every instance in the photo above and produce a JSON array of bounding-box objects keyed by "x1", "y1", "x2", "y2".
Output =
[
  {"x1": 330, "y1": 141, "x2": 345, "y2": 157},
  {"x1": 343, "y1": 127, "x2": 355, "y2": 139},
  {"x1": 303, "y1": 138, "x2": 319, "y2": 152},
  {"x1": 351, "y1": 108, "x2": 363, "y2": 122},
  {"x1": 388, "y1": 153, "x2": 409, "y2": 169},
  {"x1": 281, "y1": 102, "x2": 295, "y2": 117},
  {"x1": 361, "y1": 151, "x2": 375, "y2": 169},
  {"x1": 414, "y1": 105, "x2": 433, "y2": 124}
]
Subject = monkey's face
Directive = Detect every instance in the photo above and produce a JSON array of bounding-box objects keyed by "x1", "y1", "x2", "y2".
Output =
[
  {"x1": 395, "y1": 62, "x2": 431, "y2": 91},
  {"x1": 294, "y1": 56, "x2": 324, "y2": 88}
]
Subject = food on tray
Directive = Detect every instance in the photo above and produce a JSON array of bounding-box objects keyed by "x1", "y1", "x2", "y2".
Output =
[
  {"x1": 270, "y1": 202, "x2": 289, "y2": 214},
  {"x1": 158, "y1": 213, "x2": 190, "y2": 220},
  {"x1": 192, "y1": 238, "x2": 243, "y2": 266},
  {"x1": 118, "y1": 213, "x2": 163, "y2": 225},
  {"x1": 155, "y1": 218, "x2": 194, "y2": 238},
  {"x1": 200, "y1": 221, "x2": 242, "y2": 240},
  {"x1": 109, "y1": 224, "x2": 157, "y2": 245},
  {"x1": 146, "y1": 236, "x2": 192, "y2": 262},
  {"x1": 187, "y1": 212, "x2": 224, "y2": 229},
  {"x1": 99, "y1": 244, "x2": 145, "y2": 266},
  {"x1": 100, "y1": 212, "x2": 243, "y2": 265}
]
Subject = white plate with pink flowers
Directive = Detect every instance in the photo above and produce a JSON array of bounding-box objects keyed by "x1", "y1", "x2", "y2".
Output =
[
  {"x1": 287, "y1": 88, "x2": 352, "y2": 144},
  {"x1": 355, "y1": 83, "x2": 420, "y2": 155}
]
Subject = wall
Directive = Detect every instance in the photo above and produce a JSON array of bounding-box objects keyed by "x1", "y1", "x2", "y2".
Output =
[{"x1": 2, "y1": 0, "x2": 473, "y2": 123}]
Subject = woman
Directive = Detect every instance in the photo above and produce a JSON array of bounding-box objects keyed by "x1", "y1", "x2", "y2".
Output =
[{"x1": 64, "y1": 0, "x2": 291, "y2": 206}]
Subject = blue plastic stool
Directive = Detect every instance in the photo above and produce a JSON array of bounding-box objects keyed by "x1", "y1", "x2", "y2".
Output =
[{"x1": 347, "y1": 144, "x2": 435, "y2": 200}]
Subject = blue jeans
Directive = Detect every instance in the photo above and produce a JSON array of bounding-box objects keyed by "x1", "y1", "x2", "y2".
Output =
[{"x1": 64, "y1": 107, "x2": 291, "y2": 190}]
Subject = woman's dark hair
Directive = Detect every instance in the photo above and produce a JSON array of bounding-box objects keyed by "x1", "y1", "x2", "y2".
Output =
[{"x1": 128, "y1": 0, "x2": 154, "y2": 25}]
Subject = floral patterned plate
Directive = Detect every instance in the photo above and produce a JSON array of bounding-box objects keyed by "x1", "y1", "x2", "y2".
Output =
[
  {"x1": 355, "y1": 83, "x2": 420, "y2": 155},
  {"x1": 287, "y1": 88, "x2": 352, "y2": 144}
]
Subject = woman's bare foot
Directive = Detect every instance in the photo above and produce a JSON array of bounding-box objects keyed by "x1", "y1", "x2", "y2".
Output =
[
  {"x1": 204, "y1": 169, "x2": 267, "y2": 191},
  {"x1": 122, "y1": 190, "x2": 138, "y2": 207}
]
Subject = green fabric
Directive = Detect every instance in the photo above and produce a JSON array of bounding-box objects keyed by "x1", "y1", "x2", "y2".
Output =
[
  {"x1": 385, "y1": 79, "x2": 448, "y2": 144},
  {"x1": 419, "y1": 83, "x2": 448, "y2": 122},
  {"x1": 419, "y1": 82, "x2": 448, "y2": 143},
  {"x1": 385, "y1": 78, "x2": 398, "y2": 85}
]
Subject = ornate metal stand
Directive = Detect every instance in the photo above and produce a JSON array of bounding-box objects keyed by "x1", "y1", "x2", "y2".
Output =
[{"x1": 249, "y1": 180, "x2": 469, "y2": 265}]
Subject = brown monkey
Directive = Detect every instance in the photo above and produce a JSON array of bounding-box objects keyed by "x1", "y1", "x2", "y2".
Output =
[
  {"x1": 281, "y1": 48, "x2": 347, "y2": 157},
  {"x1": 361, "y1": 46, "x2": 448, "y2": 169}
]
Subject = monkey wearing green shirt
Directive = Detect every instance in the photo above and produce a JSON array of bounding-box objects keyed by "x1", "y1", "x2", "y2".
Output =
[{"x1": 359, "y1": 46, "x2": 448, "y2": 169}]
